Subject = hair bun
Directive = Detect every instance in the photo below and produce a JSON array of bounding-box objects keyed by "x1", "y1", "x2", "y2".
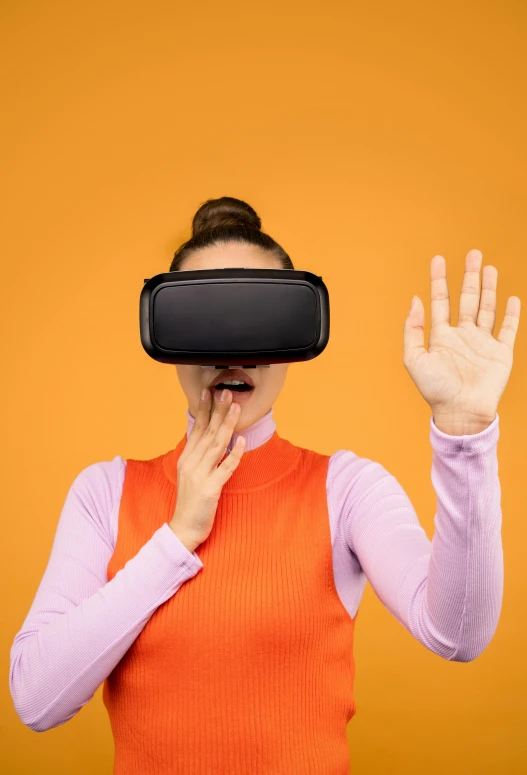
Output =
[{"x1": 191, "y1": 196, "x2": 262, "y2": 238}]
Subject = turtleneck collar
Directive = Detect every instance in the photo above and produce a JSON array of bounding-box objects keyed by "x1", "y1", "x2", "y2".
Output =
[
  {"x1": 162, "y1": 405, "x2": 301, "y2": 491},
  {"x1": 185, "y1": 406, "x2": 276, "y2": 453}
]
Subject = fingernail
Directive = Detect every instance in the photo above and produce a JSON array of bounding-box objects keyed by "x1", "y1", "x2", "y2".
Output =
[
  {"x1": 221, "y1": 389, "x2": 228, "y2": 402},
  {"x1": 201, "y1": 389, "x2": 208, "y2": 401}
]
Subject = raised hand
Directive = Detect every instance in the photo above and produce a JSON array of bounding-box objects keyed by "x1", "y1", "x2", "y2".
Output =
[{"x1": 403, "y1": 249, "x2": 521, "y2": 433}]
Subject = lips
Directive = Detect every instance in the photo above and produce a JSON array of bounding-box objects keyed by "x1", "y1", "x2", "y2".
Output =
[{"x1": 209, "y1": 369, "x2": 255, "y2": 389}]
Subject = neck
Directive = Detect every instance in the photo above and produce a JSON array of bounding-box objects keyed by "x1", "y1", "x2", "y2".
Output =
[{"x1": 186, "y1": 407, "x2": 276, "y2": 453}]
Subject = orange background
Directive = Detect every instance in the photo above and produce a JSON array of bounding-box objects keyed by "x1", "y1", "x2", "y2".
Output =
[{"x1": 2, "y1": 1, "x2": 526, "y2": 772}]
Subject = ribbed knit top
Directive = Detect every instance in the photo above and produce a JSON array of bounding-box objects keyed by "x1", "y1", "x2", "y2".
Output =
[
  {"x1": 10, "y1": 408, "x2": 503, "y2": 764},
  {"x1": 103, "y1": 428, "x2": 357, "y2": 773}
]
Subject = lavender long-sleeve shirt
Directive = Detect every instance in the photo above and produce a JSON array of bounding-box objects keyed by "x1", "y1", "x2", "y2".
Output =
[{"x1": 9, "y1": 408, "x2": 502, "y2": 733}]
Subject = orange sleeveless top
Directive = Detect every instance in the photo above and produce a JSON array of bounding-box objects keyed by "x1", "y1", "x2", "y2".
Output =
[{"x1": 103, "y1": 430, "x2": 357, "y2": 774}]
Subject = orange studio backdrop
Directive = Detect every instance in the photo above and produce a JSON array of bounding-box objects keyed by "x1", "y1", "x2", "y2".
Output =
[{"x1": 2, "y1": 1, "x2": 526, "y2": 773}]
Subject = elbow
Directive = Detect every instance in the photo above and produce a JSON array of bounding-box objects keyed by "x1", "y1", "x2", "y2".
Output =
[
  {"x1": 10, "y1": 647, "x2": 52, "y2": 732},
  {"x1": 448, "y1": 651, "x2": 479, "y2": 663},
  {"x1": 22, "y1": 720, "x2": 48, "y2": 733},
  {"x1": 10, "y1": 694, "x2": 46, "y2": 732},
  {"x1": 447, "y1": 641, "x2": 492, "y2": 663},
  {"x1": 12, "y1": 701, "x2": 63, "y2": 733},
  {"x1": 450, "y1": 626, "x2": 500, "y2": 662},
  {"x1": 10, "y1": 653, "x2": 82, "y2": 732}
]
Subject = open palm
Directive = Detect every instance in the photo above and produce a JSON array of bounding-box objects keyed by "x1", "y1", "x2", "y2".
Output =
[{"x1": 403, "y1": 249, "x2": 521, "y2": 421}]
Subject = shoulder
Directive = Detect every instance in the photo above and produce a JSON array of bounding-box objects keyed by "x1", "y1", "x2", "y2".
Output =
[
  {"x1": 67, "y1": 455, "x2": 127, "y2": 542},
  {"x1": 71, "y1": 454, "x2": 127, "y2": 497},
  {"x1": 326, "y1": 447, "x2": 402, "y2": 510},
  {"x1": 327, "y1": 447, "x2": 405, "y2": 505}
]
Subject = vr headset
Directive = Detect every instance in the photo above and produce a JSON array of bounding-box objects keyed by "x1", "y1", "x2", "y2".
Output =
[{"x1": 140, "y1": 267, "x2": 330, "y2": 369}]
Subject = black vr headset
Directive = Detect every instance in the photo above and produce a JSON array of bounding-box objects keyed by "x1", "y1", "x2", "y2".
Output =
[{"x1": 140, "y1": 267, "x2": 330, "y2": 370}]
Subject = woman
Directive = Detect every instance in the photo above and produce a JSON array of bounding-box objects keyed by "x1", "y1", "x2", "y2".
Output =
[{"x1": 10, "y1": 197, "x2": 520, "y2": 774}]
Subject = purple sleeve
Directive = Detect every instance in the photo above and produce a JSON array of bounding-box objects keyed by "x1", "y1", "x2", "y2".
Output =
[
  {"x1": 328, "y1": 413, "x2": 502, "y2": 662},
  {"x1": 9, "y1": 457, "x2": 203, "y2": 732}
]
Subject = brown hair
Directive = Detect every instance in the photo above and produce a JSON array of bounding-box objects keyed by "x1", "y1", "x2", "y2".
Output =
[{"x1": 169, "y1": 196, "x2": 295, "y2": 272}]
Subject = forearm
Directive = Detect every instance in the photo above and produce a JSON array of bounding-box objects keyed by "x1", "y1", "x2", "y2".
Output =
[{"x1": 418, "y1": 414, "x2": 503, "y2": 661}]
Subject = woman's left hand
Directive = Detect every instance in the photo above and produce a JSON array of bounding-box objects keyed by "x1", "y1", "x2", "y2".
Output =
[{"x1": 403, "y1": 249, "x2": 521, "y2": 427}]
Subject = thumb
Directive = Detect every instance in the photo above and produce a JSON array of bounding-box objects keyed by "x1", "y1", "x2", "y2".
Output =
[{"x1": 403, "y1": 295, "x2": 426, "y2": 365}]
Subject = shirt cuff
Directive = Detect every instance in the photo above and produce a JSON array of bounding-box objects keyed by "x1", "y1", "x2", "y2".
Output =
[{"x1": 429, "y1": 412, "x2": 499, "y2": 456}]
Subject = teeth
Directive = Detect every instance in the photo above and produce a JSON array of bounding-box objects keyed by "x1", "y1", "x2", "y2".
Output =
[{"x1": 219, "y1": 379, "x2": 246, "y2": 385}]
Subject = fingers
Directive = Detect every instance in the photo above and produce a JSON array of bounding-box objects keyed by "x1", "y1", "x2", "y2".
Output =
[
  {"x1": 417, "y1": 250, "x2": 520, "y2": 356},
  {"x1": 183, "y1": 388, "x2": 239, "y2": 470},
  {"x1": 182, "y1": 388, "x2": 214, "y2": 458},
  {"x1": 182, "y1": 388, "x2": 229, "y2": 461},
  {"x1": 212, "y1": 434, "x2": 246, "y2": 486},
  {"x1": 200, "y1": 398, "x2": 241, "y2": 470},
  {"x1": 430, "y1": 254, "x2": 450, "y2": 328},
  {"x1": 497, "y1": 296, "x2": 521, "y2": 351},
  {"x1": 458, "y1": 249, "x2": 483, "y2": 326},
  {"x1": 198, "y1": 389, "x2": 237, "y2": 454},
  {"x1": 476, "y1": 264, "x2": 498, "y2": 335}
]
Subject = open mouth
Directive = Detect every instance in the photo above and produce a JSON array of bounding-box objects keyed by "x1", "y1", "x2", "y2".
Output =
[
  {"x1": 213, "y1": 382, "x2": 253, "y2": 393},
  {"x1": 209, "y1": 368, "x2": 256, "y2": 403},
  {"x1": 213, "y1": 382, "x2": 254, "y2": 404}
]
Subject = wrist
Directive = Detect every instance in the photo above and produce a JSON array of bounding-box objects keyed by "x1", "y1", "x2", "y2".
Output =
[
  {"x1": 168, "y1": 522, "x2": 200, "y2": 553},
  {"x1": 432, "y1": 412, "x2": 495, "y2": 436}
]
